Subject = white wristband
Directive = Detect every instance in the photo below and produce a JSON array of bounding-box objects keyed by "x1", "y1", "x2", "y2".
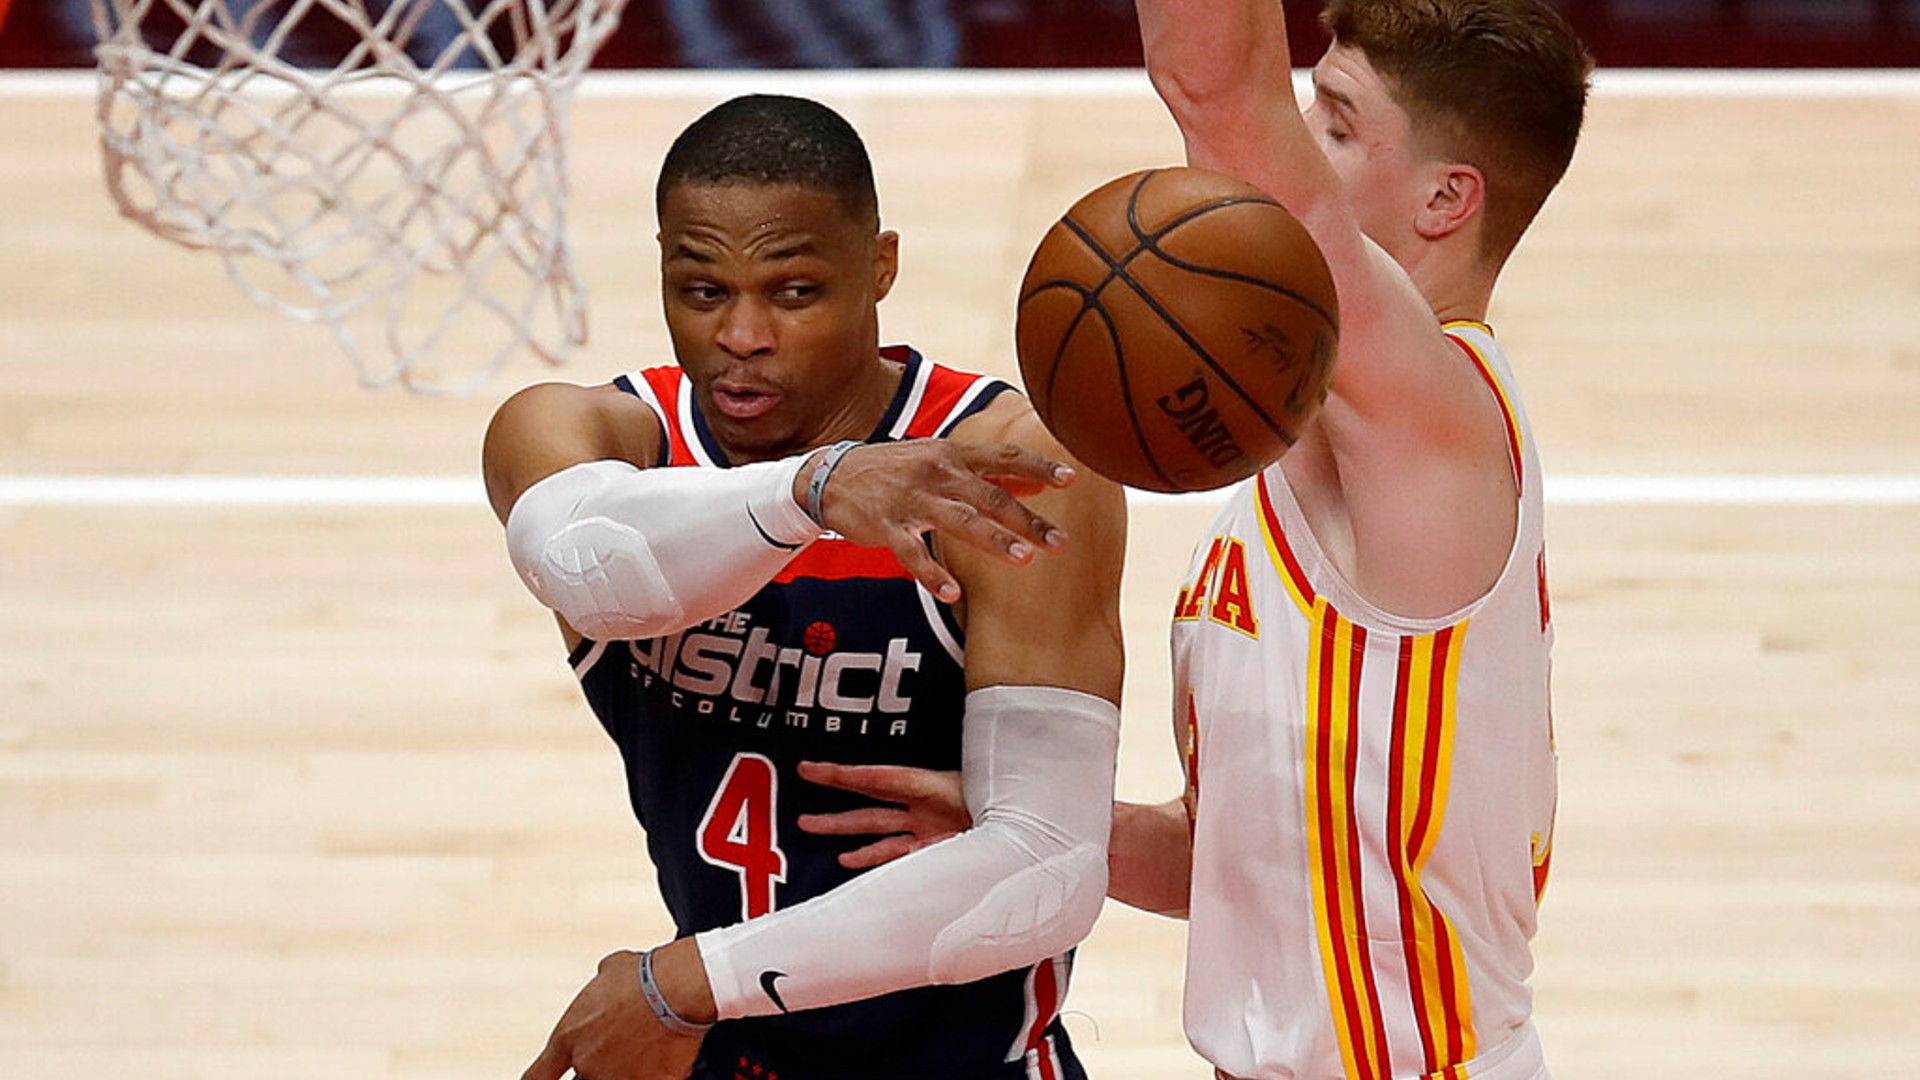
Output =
[
  {"x1": 638, "y1": 948, "x2": 712, "y2": 1038},
  {"x1": 804, "y1": 440, "x2": 862, "y2": 526}
]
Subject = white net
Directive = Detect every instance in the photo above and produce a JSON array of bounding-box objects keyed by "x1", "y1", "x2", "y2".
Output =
[{"x1": 90, "y1": 0, "x2": 630, "y2": 393}]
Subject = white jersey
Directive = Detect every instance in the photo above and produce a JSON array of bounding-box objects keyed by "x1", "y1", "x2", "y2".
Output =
[{"x1": 1174, "y1": 323, "x2": 1556, "y2": 1080}]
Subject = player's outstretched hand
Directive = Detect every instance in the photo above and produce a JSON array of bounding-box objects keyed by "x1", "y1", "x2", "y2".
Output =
[
  {"x1": 521, "y1": 951, "x2": 701, "y2": 1080},
  {"x1": 803, "y1": 441, "x2": 1075, "y2": 603},
  {"x1": 796, "y1": 761, "x2": 971, "y2": 869}
]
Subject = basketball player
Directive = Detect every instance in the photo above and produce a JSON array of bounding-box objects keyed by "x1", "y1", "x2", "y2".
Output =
[
  {"x1": 1101, "y1": 2, "x2": 1589, "y2": 1077},
  {"x1": 802, "y1": 3, "x2": 1590, "y2": 1078},
  {"x1": 484, "y1": 96, "x2": 1126, "y2": 1080}
]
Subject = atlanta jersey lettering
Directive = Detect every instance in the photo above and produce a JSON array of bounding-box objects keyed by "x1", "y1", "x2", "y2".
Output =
[
  {"x1": 572, "y1": 347, "x2": 1083, "y2": 1080},
  {"x1": 1175, "y1": 324, "x2": 1557, "y2": 1080}
]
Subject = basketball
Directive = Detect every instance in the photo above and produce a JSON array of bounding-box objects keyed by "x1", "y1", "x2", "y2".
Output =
[{"x1": 1015, "y1": 167, "x2": 1340, "y2": 492}]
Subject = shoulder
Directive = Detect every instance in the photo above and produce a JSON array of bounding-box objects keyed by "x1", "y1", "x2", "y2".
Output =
[
  {"x1": 947, "y1": 390, "x2": 1128, "y2": 533},
  {"x1": 481, "y1": 379, "x2": 667, "y2": 522},
  {"x1": 943, "y1": 384, "x2": 1028, "y2": 440},
  {"x1": 487, "y1": 379, "x2": 663, "y2": 457},
  {"x1": 891, "y1": 349, "x2": 1016, "y2": 440},
  {"x1": 939, "y1": 388, "x2": 1127, "y2": 701},
  {"x1": 942, "y1": 386, "x2": 1057, "y2": 453}
]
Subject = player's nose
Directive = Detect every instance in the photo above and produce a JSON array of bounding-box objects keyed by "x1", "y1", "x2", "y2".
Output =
[{"x1": 715, "y1": 296, "x2": 777, "y2": 359}]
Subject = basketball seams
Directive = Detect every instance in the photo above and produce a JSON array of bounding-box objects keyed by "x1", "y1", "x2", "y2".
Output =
[
  {"x1": 1020, "y1": 272, "x2": 1180, "y2": 491},
  {"x1": 1059, "y1": 203, "x2": 1300, "y2": 451},
  {"x1": 1015, "y1": 166, "x2": 1338, "y2": 492},
  {"x1": 1143, "y1": 249, "x2": 1339, "y2": 331},
  {"x1": 1025, "y1": 279, "x2": 1095, "y2": 416},
  {"x1": 1052, "y1": 215, "x2": 1185, "y2": 488},
  {"x1": 1125, "y1": 170, "x2": 1340, "y2": 330}
]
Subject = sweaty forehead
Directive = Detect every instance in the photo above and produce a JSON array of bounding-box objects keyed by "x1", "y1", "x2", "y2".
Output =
[
  {"x1": 1315, "y1": 44, "x2": 1420, "y2": 134},
  {"x1": 661, "y1": 182, "x2": 861, "y2": 255},
  {"x1": 1315, "y1": 44, "x2": 1389, "y2": 107}
]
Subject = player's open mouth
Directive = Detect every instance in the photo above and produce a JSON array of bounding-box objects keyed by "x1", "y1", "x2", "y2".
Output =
[{"x1": 711, "y1": 385, "x2": 779, "y2": 420}]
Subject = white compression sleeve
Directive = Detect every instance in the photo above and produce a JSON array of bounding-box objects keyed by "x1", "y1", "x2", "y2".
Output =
[
  {"x1": 694, "y1": 686, "x2": 1120, "y2": 1019},
  {"x1": 505, "y1": 457, "x2": 822, "y2": 641}
]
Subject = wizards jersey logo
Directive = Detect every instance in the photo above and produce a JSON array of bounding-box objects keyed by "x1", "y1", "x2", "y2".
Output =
[{"x1": 622, "y1": 608, "x2": 926, "y2": 738}]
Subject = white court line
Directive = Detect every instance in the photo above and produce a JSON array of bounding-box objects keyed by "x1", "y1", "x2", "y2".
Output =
[
  {"x1": 2, "y1": 474, "x2": 1918, "y2": 508},
  {"x1": 0, "y1": 475, "x2": 483, "y2": 507},
  {"x1": 5, "y1": 68, "x2": 1920, "y2": 99},
  {"x1": 1139, "y1": 474, "x2": 1920, "y2": 508}
]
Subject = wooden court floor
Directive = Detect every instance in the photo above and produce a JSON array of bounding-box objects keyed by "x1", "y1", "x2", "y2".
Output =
[{"x1": 3, "y1": 71, "x2": 1919, "y2": 1078}]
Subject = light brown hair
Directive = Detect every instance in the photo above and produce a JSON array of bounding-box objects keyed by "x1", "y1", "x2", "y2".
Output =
[{"x1": 1321, "y1": 0, "x2": 1593, "y2": 265}]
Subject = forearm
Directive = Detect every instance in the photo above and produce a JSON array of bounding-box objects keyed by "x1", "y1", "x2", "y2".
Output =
[
  {"x1": 505, "y1": 455, "x2": 822, "y2": 640},
  {"x1": 1138, "y1": 0, "x2": 1297, "y2": 122},
  {"x1": 694, "y1": 687, "x2": 1120, "y2": 1018},
  {"x1": 1138, "y1": 0, "x2": 1346, "y2": 239},
  {"x1": 1107, "y1": 798, "x2": 1193, "y2": 917}
]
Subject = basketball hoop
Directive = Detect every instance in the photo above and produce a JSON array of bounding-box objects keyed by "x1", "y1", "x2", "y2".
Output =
[{"x1": 89, "y1": 0, "x2": 630, "y2": 393}]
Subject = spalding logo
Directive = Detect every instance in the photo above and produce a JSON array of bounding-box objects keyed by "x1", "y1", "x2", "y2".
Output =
[{"x1": 1156, "y1": 375, "x2": 1249, "y2": 469}]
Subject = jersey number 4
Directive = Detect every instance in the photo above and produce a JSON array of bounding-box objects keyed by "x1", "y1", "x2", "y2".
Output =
[{"x1": 697, "y1": 752, "x2": 789, "y2": 919}]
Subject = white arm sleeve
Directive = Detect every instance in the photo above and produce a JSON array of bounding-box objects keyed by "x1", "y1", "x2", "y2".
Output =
[
  {"x1": 504, "y1": 457, "x2": 822, "y2": 641},
  {"x1": 694, "y1": 685, "x2": 1120, "y2": 1018}
]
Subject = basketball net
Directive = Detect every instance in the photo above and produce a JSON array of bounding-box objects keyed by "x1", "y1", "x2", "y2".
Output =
[{"x1": 90, "y1": 0, "x2": 629, "y2": 393}]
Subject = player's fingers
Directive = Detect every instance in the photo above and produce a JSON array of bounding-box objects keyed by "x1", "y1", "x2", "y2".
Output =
[
  {"x1": 520, "y1": 1043, "x2": 569, "y2": 1080},
  {"x1": 794, "y1": 759, "x2": 862, "y2": 789},
  {"x1": 838, "y1": 835, "x2": 924, "y2": 870},
  {"x1": 798, "y1": 761, "x2": 936, "y2": 802},
  {"x1": 795, "y1": 808, "x2": 911, "y2": 836},
  {"x1": 887, "y1": 526, "x2": 963, "y2": 602},
  {"x1": 928, "y1": 496, "x2": 1043, "y2": 569},
  {"x1": 957, "y1": 441, "x2": 1075, "y2": 491},
  {"x1": 946, "y1": 474, "x2": 1068, "y2": 553}
]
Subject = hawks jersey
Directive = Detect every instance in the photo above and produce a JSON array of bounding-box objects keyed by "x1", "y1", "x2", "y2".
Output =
[
  {"x1": 1174, "y1": 324, "x2": 1557, "y2": 1080},
  {"x1": 570, "y1": 347, "x2": 1083, "y2": 1080}
]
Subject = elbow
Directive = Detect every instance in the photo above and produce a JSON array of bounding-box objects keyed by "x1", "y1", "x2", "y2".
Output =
[
  {"x1": 926, "y1": 839, "x2": 1109, "y2": 984},
  {"x1": 1149, "y1": 61, "x2": 1232, "y2": 132},
  {"x1": 1142, "y1": 10, "x2": 1271, "y2": 124},
  {"x1": 509, "y1": 513, "x2": 690, "y2": 641}
]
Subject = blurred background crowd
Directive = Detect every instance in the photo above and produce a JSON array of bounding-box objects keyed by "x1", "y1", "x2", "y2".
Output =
[{"x1": 5, "y1": 0, "x2": 1920, "y2": 71}]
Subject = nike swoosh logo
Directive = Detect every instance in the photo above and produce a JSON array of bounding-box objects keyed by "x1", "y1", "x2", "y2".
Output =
[
  {"x1": 746, "y1": 505, "x2": 804, "y2": 551},
  {"x1": 759, "y1": 969, "x2": 791, "y2": 1013}
]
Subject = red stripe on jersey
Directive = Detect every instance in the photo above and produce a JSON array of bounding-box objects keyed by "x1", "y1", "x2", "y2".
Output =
[
  {"x1": 1537, "y1": 547, "x2": 1553, "y2": 633},
  {"x1": 1388, "y1": 636, "x2": 1443, "y2": 1073},
  {"x1": 1029, "y1": 953, "x2": 1059, "y2": 1053},
  {"x1": 1447, "y1": 333, "x2": 1523, "y2": 490},
  {"x1": 1312, "y1": 618, "x2": 1376, "y2": 1080},
  {"x1": 1433, "y1": 912, "x2": 1467, "y2": 1063},
  {"x1": 639, "y1": 368, "x2": 698, "y2": 466},
  {"x1": 1255, "y1": 473, "x2": 1317, "y2": 608},
  {"x1": 1424, "y1": 627, "x2": 1471, "y2": 1066},
  {"x1": 903, "y1": 364, "x2": 980, "y2": 439},
  {"x1": 770, "y1": 541, "x2": 908, "y2": 585},
  {"x1": 1406, "y1": 627, "x2": 1453, "y2": 858},
  {"x1": 1342, "y1": 625, "x2": 1393, "y2": 1079}
]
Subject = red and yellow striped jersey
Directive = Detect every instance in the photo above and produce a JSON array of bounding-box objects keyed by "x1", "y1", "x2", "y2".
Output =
[{"x1": 1174, "y1": 323, "x2": 1556, "y2": 1080}]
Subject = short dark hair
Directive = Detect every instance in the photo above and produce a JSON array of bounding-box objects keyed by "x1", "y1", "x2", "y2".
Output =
[
  {"x1": 1321, "y1": 0, "x2": 1593, "y2": 265},
  {"x1": 655, "y1": 94, "x2": 880, "y2": 229}
]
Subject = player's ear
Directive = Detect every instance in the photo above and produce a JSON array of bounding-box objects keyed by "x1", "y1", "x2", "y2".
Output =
[
  {"x1": 1414, "y1": 162, "x2": 1484, "y2": 241},
  {"x1": 873, "y1": 229, "x2": 900, "y2": 302}
]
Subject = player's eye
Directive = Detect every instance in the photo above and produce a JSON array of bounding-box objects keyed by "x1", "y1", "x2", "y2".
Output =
[
  {"x1": 680, "y1": 282, "x2": 727, "y2": 306},
  {"x1": 772, "y1": 283, "x2": 820, "y2": 305}
]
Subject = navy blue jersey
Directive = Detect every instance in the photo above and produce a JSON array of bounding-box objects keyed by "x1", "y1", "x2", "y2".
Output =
[{"x1": 569, "y1": 347, "x2": 1085, "y2": 1080}]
